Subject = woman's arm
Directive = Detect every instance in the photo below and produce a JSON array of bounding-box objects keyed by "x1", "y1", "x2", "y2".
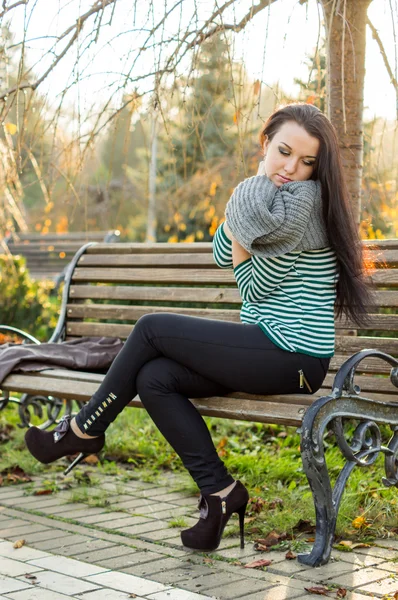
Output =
[{"x1": 223, "y1": 222, "x2": 252, "y2": 268}]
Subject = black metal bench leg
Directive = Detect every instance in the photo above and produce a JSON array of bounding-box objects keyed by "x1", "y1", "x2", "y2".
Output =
[{"x1": 298, "y1": 395, "x2": 337, "y2": 566}]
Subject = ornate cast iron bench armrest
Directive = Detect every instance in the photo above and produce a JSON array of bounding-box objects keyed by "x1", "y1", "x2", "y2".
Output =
[{"x1": 298, "y1": 349, "x2": 398, "y2": 567}]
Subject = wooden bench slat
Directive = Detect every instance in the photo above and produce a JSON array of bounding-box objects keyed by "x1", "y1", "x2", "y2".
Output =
[
  {"x1": 66, "y1": 304, "x2": 398, "y2": 330},
  {"x1": 86, "y1": 243, "x2": 213, "y2": 254},
  {"x1": 69, "y1": 285, "x2": 242, "y2": 303},
  {"x1": 68, "y1": 286, "x2": 398, "y2": 308},
  {"x1": 78, "y1": 254, "x2": 218, "y2": 267},
  {"x1": 72, "y1": 268, "x2": 238, "y2": 284},
  {"x1": 66, "y1": 304, "x2": 241, "y2": 322},
  {"x1": 76, "y1": 249, "x2": 398, "y2": 268},
  {"x1": 70, "y1": 266, "x2": 398, "y2": 287}
]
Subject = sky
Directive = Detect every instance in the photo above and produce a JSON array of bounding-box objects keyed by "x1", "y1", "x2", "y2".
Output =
[{"x1": 4, "y1": 0, "x2": 398, "y2": 128}]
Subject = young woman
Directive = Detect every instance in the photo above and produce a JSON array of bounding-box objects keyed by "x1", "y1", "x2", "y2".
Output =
[{"x1": 25, "y1": 103, "x2": 371, "y2": 553}]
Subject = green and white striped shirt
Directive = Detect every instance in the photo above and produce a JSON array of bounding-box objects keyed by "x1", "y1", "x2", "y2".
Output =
[{"x1": 213, "y1": 222, "x2": 338, "y2": 357}]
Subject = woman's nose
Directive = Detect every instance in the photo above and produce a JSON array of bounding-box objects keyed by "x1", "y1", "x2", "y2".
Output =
[{"x1": 284, "y1": 158, "x2": 297, "y2": 174}]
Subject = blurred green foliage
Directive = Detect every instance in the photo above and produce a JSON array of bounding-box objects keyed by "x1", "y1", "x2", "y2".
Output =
[{"x1": 0, "y1": 254, "x2": 60, "y2": 341}]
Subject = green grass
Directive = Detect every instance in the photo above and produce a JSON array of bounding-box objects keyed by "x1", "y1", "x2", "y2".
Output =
[{"x1": 1, "y1": 403, "x2": 397, "y2": 542}]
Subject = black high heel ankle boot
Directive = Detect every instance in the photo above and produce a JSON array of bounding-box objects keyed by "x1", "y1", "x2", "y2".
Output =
[
  {"x1": 181, "y1": 481, "x2": 249, "y2": 552},
  {"x1": 25, "y1": 416, "x2": 105, "y2": 475}
]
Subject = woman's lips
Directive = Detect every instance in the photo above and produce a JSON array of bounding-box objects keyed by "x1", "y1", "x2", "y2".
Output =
[{"x1": 276, "y1": 174, "x2": 292, "y2": 183}]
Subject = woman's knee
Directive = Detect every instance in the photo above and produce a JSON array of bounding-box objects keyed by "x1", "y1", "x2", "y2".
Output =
[{"x1": 136, "y1": 357, "x2": 177, "y2": 404}]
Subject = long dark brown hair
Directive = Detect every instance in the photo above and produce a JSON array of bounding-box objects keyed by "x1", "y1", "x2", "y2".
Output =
[{"x1": 260, "y1": 103, "x2": 372, "y2": 326}]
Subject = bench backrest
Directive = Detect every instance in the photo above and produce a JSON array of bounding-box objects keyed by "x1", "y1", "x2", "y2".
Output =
[{"x1": 57, "y1": 239, "x2": 398, "y2": 402}]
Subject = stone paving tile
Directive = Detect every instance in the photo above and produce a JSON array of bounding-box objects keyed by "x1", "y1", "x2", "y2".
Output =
[
  {"x1": 6, "y1": 587, "x2": 74, "y2": 599},
  {"x1": 27, "y1": 554, "x2": 108, "y2": 577},
  {"x1": 121, "y1": 520, "x2": 168, "y2": 535},
  {"x1": 85, "y1": 570, "x2": 167, "y2": 595},
  {"x1": 30, "y1": 533, "x2": 93, "y2": 551},
  {"x1": 132, "y1": 487, "x2": 178, "y2": 499},
  {"x1": 0, "y1": 556, "x2": 43, "y2": 577},
  {"x1": 5, "y1": 495, "x2": 67, "y2": 508},
  {"x1": 8, "y1": 528, "x2": 65, "y2": 544},
  {"x1": 0, "y1": 540, "x2": 49, "y2": 561},
  {"x1": 93, "y1": 550, "x2": 166, "y2": 570},
  {"x1": 354, "y1": 545, "x2": 398, "y2": 561},
  {"x1": 209, "y1": 577, "x2": 276, "y2": 599},
  {"x1": 0, "y1": 520, "x2": 33, "y2": 535},
  {"x1": 0, "y1": 523, "x2": 52, "y2": 538},
  {"x1": 142, "y1": 528, "x2": 186, "y2": 542},
  {"x1": 214, "y1": 545, "x2": 259, "y2": 561},
  {"x1": 108, "y1": 498, "x2": 157, "y2": 511},
  {"x1": 52, "y1": 506, "x2": 110, "y2": 520},
  {"x1": 331, "y1": 565, "x2": 393, "y2": 590},
  {"x1": 173, "y1": 571, "x2": 241, "y2": 594},
  {"x1": 154, "y1": 492, "x2": 195, "y2": 502},
  {"x1": 376, "y1": 538, "x2": 398, "y2": 550},
  {"x1": 359, "y1": 572, "x2": 398, "y2": 595},
  {"x1": 15, "y1": 569, "x2": 101, "y2": 594},
  {"x1": 55, "y1": 539, "x2": 118, "y2": 557},
  {"x1": 149, "y1": 563, "x2": 216, "y2": 587},
  {"x1": 147, "y1": 591, "x2": 215, "y2": 600},
  {"x1": 139, "y1": 506, "x2": 193, "y2": 520},
  {"x1": 0, "y1": 517, "x2": 28, "y2": 530},
  {"x1": 77, "y1": 511, "x2": 134, "y2": 524},
  {"x1": 273, "y1": 557, "x2": 353, "y2": 579},
  {"x1": 238, "y1": 586, "x2": 305, "y2": 600},
  {"x1": 80, "y1": 590, "x2": 146, "y2": 600},
  {"x1": 32, "y1": 502, "x2": 89, "y2": 515},
  {"x1": 121, "y1": 556, "x2": 190, "y2": 578},
  {"x1": 97, "y1": 516, "x2": 154, "y2": 529},
  {"x1": 72, "y1": 544, "x2": 136, "y2": 563},
  {"x1": 0, "y1": 574, "x2": 31, "y2": 594}
]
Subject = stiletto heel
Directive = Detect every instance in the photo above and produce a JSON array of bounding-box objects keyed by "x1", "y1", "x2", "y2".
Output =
[
  {"x1": 64, "y1": 452, "x2": 87, "y2": 475},
  {"x1": 25, "y1": 416, "x2": 105, "y2": 467},
  {"x1": 181, "y1": 480, "x2": 249, "y2": 552},
  {"x1": 237, "y1": 501, "x2": 248, "y2": 549}
]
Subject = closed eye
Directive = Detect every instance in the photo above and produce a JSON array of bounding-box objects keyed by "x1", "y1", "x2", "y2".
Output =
[{"x1": 279, "y1": 148, "x2": 315, "y2": 167}]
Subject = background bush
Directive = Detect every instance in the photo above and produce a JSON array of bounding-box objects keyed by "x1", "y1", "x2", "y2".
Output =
[{"x1": 0, "y1": 254, "x2": 60, "y2": 341}]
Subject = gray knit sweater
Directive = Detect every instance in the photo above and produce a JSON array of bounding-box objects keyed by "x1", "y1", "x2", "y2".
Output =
[{"x1": 224, "y1": 175, "x2": 329, "y2": 258}]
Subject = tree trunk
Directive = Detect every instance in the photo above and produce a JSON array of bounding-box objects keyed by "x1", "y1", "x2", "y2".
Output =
[{"x1": 320, "y1": 0, "x2": 372, "y2": 222}]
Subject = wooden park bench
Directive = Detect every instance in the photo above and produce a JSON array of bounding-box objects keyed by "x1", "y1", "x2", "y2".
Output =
[
  {"x1": 0, "y1": 238, "x2": 397, "y2": 567},
  {"x1": 4, "y1": 230, "x2": 120, "y2": 283}
]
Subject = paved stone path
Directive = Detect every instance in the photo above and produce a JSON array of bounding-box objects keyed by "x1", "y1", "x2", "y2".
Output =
[{"x1": 0, "y1": 470, "x2": 397, "y2": 599}]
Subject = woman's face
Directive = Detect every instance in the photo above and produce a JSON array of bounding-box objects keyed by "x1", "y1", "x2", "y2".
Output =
[{"x1": 263, "y1": 121, "x2": 319, "y2": 187}]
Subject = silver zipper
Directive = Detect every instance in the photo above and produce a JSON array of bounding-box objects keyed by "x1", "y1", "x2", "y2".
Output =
[{"x1": 299, "y1": 369, "x2": 313, "y2": 393}]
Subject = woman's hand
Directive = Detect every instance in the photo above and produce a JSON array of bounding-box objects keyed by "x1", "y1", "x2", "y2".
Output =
[{"x1": 223, "y1": 222, "x2": 252, "y2": 268}]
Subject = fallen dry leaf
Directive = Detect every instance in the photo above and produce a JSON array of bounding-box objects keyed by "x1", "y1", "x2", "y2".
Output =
[
  {"x1": 33, "y1": 489, "x2": 53, "y2": 496},
  {"x1": 393, "y1": 591, "x2": 398, "y2": 600},
  {"x1": 24, "y1": 574, "x2": 37, "y2": 580},
  {"x1": 336, "y1": 588, "x2": 347, "y2": 598},
  {"x1": 304, "y1": 586, "x2": 330, "y2": 596},
  {"x1": 285, "y1": 550, "x2": 297, "y2": 560},
  {"x1": 244, "y1": 558, "x2": 272, "y2": 569},
  {"x1": 83, "y1": 455, "x2": 99, "y2": 465},
  {"x1": 256, "y1": 530, "x2": 285, "y2": 547},
  {"x1": 13, "y1": 539, "x2": 25, "y2": 549},
  {"x1": 293, "y1": 519, "x2": 316, "y2": 534},
  {"x1": 254, "y1": 542, "x2": 269, "y2": 552},
  {"x1": 247, "y1": 496, "x2": 266, "y2": 515}
]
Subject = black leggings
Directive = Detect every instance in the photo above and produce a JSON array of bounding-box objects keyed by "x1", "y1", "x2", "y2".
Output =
[{"x1": 75, "y1": 313, "x2": 330, "y2": 494}]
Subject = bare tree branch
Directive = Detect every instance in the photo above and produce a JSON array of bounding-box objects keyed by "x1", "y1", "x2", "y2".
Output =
[
  {"x1": 0, "y1": 0, "x2": 117, "y2": 100},
  {"x1": 367, "y1": 16, "x2": 398, "y2": 119},
  {"x1": 0, "y1": 0, "x2": 27, "y2": 19}
]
